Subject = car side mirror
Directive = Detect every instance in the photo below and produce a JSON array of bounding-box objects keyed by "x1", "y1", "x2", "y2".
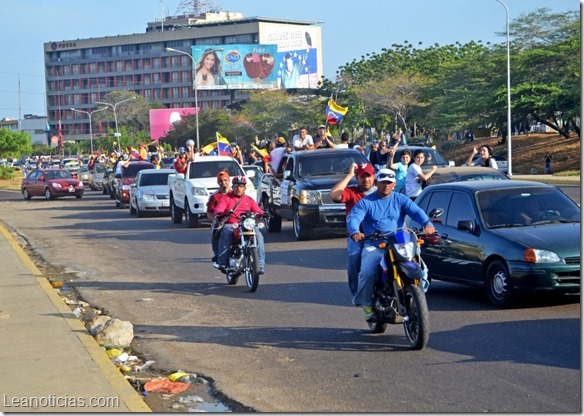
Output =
[
  {"x1": 38, "y1": 176, "x2": 44, "y2": 181},
  {"x1": 457, "y1": 220, "x2": 476, "y2": 234},
  {"x1": 448, "y1": 161, "x2": 455, "y2": 167},
  {"x1": 429, "y1": 208, "x2": 444, "y2": 219}
]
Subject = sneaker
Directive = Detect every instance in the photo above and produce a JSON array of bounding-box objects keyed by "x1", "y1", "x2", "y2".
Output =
[
  {"x1": 259, "y1": 266, "x2": 265, "y2": 275},
  {"x1": 213, "y1": 262, "x2": 223, "y2": 271},
  {"x1": 363, "y1": 306, "x2": 375, "y2": 321}
]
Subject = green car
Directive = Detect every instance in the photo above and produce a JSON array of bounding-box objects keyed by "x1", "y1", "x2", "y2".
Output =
[{"x1": 410, "y1": 180, "x2": 580, "y2": 307}]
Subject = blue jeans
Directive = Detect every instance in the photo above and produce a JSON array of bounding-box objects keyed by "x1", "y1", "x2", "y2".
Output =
[
  {"x1": 352, "y1": 244, "x2": 383, "y2": 307},
  {"x1": 218, "y1": 226, "x2": 265, "y2": 268},
  {"x1": 347, "y1": 238, "x2": 363, "y2": 297}
]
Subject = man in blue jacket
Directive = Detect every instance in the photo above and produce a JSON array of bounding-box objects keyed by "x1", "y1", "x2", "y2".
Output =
[{"x1": 347, "y1": 168, "x2": 435, "y2": 321}]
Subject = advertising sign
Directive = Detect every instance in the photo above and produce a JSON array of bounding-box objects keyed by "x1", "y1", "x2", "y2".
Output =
[
  {"x1": 191, "y1": 44, "x2": 278, "y2": 90},
  {"x1": 262, "y1": 25, "x2": 321, "y2": 89},
  {"x1": 149, "y1": 108, "x2": 197, "y2": 140}
]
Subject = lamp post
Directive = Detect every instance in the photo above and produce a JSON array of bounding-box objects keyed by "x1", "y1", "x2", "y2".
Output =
[
  {"x1": 71, "y1": 107, "x2": 106, "y2": 155},
  {"x1": 166, "y1": 47, "x2": 200, "y2": 150},
  {"x1": 95, "y1": 97, "x2": 136, "y2": 153},
  {"x1": 495, "y1": 0, "x2": 512, "y2": 176}
]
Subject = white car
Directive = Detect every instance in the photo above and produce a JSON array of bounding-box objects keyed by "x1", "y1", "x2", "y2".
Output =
[{"x1": 129, "y1": 168, "x2": 175, "y2": 217}]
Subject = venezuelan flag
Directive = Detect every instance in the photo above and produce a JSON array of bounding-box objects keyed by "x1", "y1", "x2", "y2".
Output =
[
  {"x1": 202, "y1": 132, "x2": 231, "y2": 156},
  {"x1": 252, "y1": 144, "x2": 268, "y2": 158},
  {"x1": 325, "y1": 98, "x2": 348, "y2": 125}
]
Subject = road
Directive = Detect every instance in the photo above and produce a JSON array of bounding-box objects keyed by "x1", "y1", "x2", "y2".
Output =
[{"x1": 0, "y1": 189, "x2": 580, "y2": 412}]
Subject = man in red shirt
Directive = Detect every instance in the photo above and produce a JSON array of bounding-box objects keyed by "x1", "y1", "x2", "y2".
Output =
[
  {"x1": 206, "y1": 171, "x2": 231, "y2": 263},
  {"x1": 214, "y1": 176, "x2": 266, "y2": 274},
  {"x1": 330, "y1": 162, "x2": 377, "y2": 296}
]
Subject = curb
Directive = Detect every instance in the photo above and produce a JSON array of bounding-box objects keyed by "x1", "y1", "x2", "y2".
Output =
[{"x1": 0, "y1": 224, "x2": 151, "y2": 413}]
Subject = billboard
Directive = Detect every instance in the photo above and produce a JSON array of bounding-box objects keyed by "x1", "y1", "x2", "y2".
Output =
[
  {"x1": 149, "y1": 108, "x2": 197, "y2": 140},
  {"x1": 191, "y1": 44, "x2": 278, "y2": 90},
  {"x1": 262, "y1": 24, "x2": 322, "y2": 89}
]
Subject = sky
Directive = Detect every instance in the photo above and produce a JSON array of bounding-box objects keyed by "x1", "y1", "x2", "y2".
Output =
[{"x1": 0, "y1": 0, "x2": 578, "y2": 120}]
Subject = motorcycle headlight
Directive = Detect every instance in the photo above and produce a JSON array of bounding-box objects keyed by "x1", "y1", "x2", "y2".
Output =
[
  {"x1": 243, "y1": 217, "x2": 256, "y2": 231},
  {"x1": 299, "y1": 190, "x2": 319, "y2": 204},
  {"x1": 191, "y1": 187, "x2": 207, "y2": 196},
  {"x1": 524, "y1": 248, "x2": 560, "y2": 263},
  {"x1": 394, "y1": 241, "x2": 415, "y2": 260}
]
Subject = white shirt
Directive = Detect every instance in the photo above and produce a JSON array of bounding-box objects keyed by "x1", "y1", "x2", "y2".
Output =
[
  {"x1": 336, "y1": 143, "x2": 349, "y2": 148},
  {"x1": 405, "y1": 164, "x2": 424, "y2": 198},
  {"x1": 293, "y1": 134, "x2": 314, "y2": 150},
  {"x1": 270, "y1": 147, "x2": 287, "y2": 173}
]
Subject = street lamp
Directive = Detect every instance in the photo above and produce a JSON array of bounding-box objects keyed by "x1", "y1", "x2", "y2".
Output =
[
  {"x1": 166, "y1": 47, "x2": 200, "y2": 150},
  {"x1": 495, "y1": 0, "x2": 512, "y2": 176},
  {"x1": 71, "y1": 107, "x2": 106, "y2": 155},
  {"x1": 95, "y1": 97, "x2": 136, "y2": 153}
]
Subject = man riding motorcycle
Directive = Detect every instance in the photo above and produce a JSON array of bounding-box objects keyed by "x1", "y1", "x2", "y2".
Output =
[
  {"x1": 214, "y1": 176, "x2": 266, "y2": 274},
  {"x1": 347, "y1": 169, "x2": 435, "y2": 321}
]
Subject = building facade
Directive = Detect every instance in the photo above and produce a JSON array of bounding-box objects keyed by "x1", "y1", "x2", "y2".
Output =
[
  {"x1": 43, "y1": 12, "x2": 322, "y2": 144},
  {"x1": 1, "y1": 115, "x2": 49, "y2": 146}
]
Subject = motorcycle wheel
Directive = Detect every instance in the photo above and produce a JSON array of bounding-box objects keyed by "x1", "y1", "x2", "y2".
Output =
[
  {"x1": 245, "y1": 247, "x2": 260, "y2": 292},
  {"x1": 403, "y1": 285, "x2": 429, "y2": 350}
]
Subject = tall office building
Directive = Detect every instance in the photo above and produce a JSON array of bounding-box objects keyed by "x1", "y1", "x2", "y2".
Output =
[{"x1": 43, "y1": 11, "x2": 322, "y2": 143}]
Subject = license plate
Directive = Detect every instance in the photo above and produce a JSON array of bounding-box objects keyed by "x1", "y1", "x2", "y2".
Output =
[
  {"x1": 68, "y1": 187, "x2": 75, "y2": 192},
  {"x1": 161, "y1": 200, "x2": 169, "y2": 207}
]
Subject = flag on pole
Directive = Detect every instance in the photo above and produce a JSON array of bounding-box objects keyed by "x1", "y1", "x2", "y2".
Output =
[
  {"x1": 325, "y1": 98, "x2": 348, "y2": 125},
  {"x1": 202, "y1": 132, "x2": 231, "y2": 156},
  {"x1": 251, "y1": 144, "x2": 268, "y2": 158},
  {"x1": 58, "y1": 119, "x2": 63, "y2": 149}
]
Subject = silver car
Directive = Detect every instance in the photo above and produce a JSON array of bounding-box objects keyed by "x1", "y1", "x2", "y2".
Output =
[
  {"x1": 129, "y1": 168, "x2": 175, "y2": 217},
  {"x1": 89, "y1": 163, "x2": 106, "y2": 191}
]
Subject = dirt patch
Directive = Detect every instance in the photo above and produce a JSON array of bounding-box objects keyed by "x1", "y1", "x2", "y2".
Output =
[{"x1": 439, "y1": 132, "x2": 580, "y2": 174}]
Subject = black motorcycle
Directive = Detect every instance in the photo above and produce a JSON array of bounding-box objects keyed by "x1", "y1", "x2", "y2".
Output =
[
  {"x1": 223, "y1": 211, "x2": 266, "y2": 292},
  {"x1": 365, "y1": 226, "x2": 440, "y2": 350}
]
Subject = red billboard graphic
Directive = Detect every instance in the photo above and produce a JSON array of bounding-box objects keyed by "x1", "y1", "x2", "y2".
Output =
[{"x1": 149, "y1": 108, "x2": 197, "y2": 140}]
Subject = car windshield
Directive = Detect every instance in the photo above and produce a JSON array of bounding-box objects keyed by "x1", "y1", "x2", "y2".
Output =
[
  {"x1": 478, "y1": 187, "x2": 580, "y2": 228},
  {"x1": 394, "y1": 148, "x2": 448, "y2": 167},
  {"x1": 189, "y1": 161, "x2": 243, "y2": 179},
  {"x1": 140, "y1": 172, "x2": 172, "y2": 186},
  {"x1": 45, "y1": 170, "x2": 73, "y2": 180},
  {"x1": 94, "y1": 164, "x2": 106, "y2": 173},
  {"x1": 297, "y1": 152, "x2": 368, "y2": 178},
  {"x1": 123, "y1": 163, "x2": 155, "y2": 177}
]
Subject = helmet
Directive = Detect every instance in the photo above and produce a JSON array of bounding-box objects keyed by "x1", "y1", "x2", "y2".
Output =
[{"x1": 232, "y1": 176, "x2": 247, "y2": 186}]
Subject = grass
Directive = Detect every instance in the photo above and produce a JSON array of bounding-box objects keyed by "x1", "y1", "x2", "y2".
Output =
[{"x1": 554, "y1": 170, "x2": 580, "y2": 177}]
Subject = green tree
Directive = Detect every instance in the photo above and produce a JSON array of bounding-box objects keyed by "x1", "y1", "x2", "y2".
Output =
[{"x1": 0, "y1": 128, "x2": 32, "y2": 159}]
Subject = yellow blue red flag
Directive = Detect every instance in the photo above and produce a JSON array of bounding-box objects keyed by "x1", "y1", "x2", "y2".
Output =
[
  {"x1": 251, "y1": 144, "x2": 268, "y2": 158},
  {"x1": 325, "y1": 98, "x2": 348, "y2": 125},
  {"x1": 202, "y1": 132, "x2": 231, "y2": 156}
]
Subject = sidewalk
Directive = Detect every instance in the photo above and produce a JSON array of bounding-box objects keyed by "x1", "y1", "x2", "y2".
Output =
[
  {"x1": 0, "y1": 224, "x2": 150, "y2": 413},
  {"x1": 512, "y1": 174, "x2": 580, "y2": 184}
]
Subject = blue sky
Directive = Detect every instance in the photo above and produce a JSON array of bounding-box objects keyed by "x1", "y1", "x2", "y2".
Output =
[{"x1": 0, "y1": 0, "x2": 577, "y2": 119}]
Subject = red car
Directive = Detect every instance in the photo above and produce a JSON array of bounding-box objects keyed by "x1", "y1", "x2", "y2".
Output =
[
  {"x1": 113, "y1": 161, "x2": 155, "y2": 209},
  {"x1": 21, "y1": 168, "x2": 84, "y2": 200}
]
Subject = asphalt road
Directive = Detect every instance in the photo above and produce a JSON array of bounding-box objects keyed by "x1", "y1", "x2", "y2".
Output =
[{"x1": 0, "y1": 189, "x2": 580, "y2": 412}]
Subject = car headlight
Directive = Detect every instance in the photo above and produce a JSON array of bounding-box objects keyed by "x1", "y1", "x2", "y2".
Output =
[
  {"x1": 243, "y1": 217, "x2": 256, "y2": 231},
  {"x1": 299, "y1": 190, "x2": 319, "y2": 204},
  {"x1": 191, "y1": 187, "x2": 207, "y2": 196},
  {"x1": 394, "y1": 241, "x2": 415, "y2": 261},
  {"x1": 52, "y1": 183, "x2": 62, "y2": 188},
  {"x1": 524, "y1": 249, "x2": 561, "y2": 263},
  {"x1": 78, "y1": 182, "x2": 84, "y2": 188},
  {"x1": 140, "y1": 193, "x2": 156, "y2": 201}
]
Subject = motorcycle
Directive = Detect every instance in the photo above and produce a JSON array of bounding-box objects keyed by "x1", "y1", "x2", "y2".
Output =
[
  {"x1": 365, "y1": 225, "x2": 441, "y2": 350},
  {"x1": 222, "y1": 210, "x2": 266, "y2": 292}
]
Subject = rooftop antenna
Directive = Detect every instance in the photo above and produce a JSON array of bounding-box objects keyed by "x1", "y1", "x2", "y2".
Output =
[{"x1": 174, "y1": 0, "x2": 218, "y2": 17}]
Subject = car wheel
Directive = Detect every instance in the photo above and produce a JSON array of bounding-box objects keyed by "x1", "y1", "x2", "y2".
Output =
[
  {"x1": 129, "y1": 200, "x2": 136, "y2": 215},
  {"x1": 44, "y1": 188, "x2": 53, "y2": 200},
  {"x1": 170, "y1": 196, "x2": 183, "y2": 224},
  {"x1": 22, "y1": 188, "x2": 31, "y2": 200},
  {"x1": 136, "y1": 200, "x2": 144, "y2": 218},
  {"x1": 75, "y1": 194, "x2": 82, "y2": 199},
  {"x1": 185, "y1": 201, "x2": 199, "y2": 228},
  {"x1": 292, "y1": 202, "x2": 313, "y2": 241},
  {"x1": 263, "y1": 195, "x2": 282, "y2": 232},
  {"x1": 485, "y1": 259, "x2": 514, "y2": 307}
]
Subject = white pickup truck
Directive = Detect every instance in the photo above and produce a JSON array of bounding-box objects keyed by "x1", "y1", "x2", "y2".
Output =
[{"x1": 167, "y1": 155, "x2": 258, "y2": 228}]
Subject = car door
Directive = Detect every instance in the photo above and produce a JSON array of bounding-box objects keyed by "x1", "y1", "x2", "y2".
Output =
[
  {"x1": 416, "y1": 189, "x2": 482, "y2": 283},
  {"x1": 279, "y1": 156, "x2": 295, "y2": 218}
]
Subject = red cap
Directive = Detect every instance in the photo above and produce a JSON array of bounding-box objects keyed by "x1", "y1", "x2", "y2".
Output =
[
  {"x1": 217, "y1": 171, "x2": 230, "y2": 180},
  {"x1": 356, "y1": 163, "x2": 375, "y2": 177}
]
